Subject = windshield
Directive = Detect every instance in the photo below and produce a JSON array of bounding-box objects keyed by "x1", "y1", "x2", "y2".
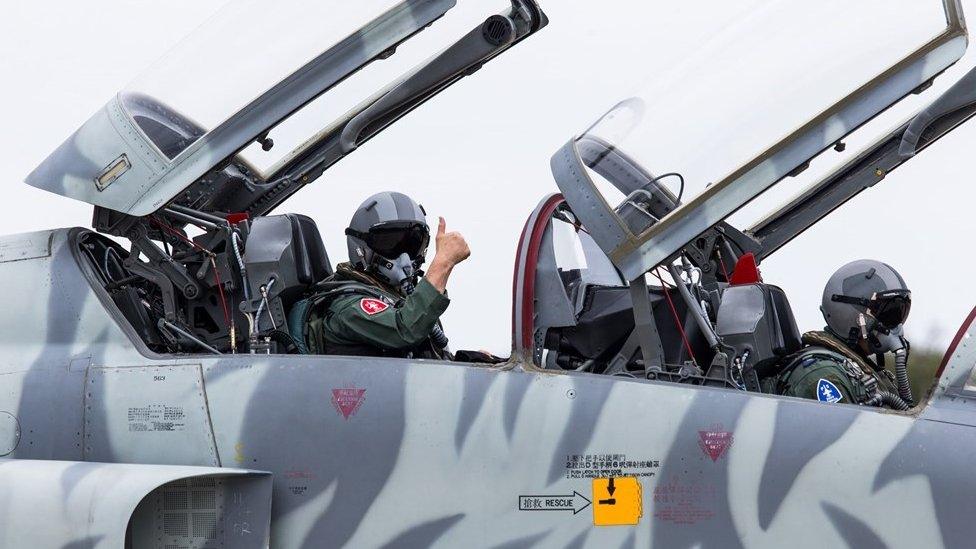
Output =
[
  {"x1": 577, "y1": 0, "x2": 962, "y2": 256},
  {"x1": 121, "y1": 0, "x2": 409, "y2": 159}
]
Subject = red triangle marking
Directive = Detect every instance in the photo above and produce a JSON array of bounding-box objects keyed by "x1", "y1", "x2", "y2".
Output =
[
  {"x1": 698, "y1": 430, "x2": 733, "y2": 462},
  {"x1": 332, "y1": 388, "x2": 366, "y2": 420}
]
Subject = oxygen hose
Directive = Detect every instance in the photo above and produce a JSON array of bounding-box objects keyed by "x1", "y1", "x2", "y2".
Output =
[
  {"x1": 878, "y1": 390, "x2": 912, "y2": 411},
  {"x1": 430, "y1": 323, "x2": 450, "y2": 350},
  {"x1": 894, "y1": 346, "x2": 914, "y2": 407}
]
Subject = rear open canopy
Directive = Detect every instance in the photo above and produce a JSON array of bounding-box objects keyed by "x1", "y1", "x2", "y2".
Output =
[{"x1": 553, "y1": 0, "x2": 967, "y2": 281}]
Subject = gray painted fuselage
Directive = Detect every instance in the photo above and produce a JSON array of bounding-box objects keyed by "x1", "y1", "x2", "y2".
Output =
[{"x1": 2, "y1": 228, "x2": 975, "y2": 548}]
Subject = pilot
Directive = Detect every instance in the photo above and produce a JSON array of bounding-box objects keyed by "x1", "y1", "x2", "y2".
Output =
[
  {"x1": 297, "y1": 191, "x2": 470, "y2": 358},
  {"x1": 772, "y1": 260, "x2": 916, "y2": 410}
]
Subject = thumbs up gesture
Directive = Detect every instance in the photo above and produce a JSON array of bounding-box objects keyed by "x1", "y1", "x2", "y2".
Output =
[
  {"x1": 434, "y1": 217, "x2": 471, "y2": 267},
  {"x1": 425, "y1": 217, "x2": 470, "y2": 293}
]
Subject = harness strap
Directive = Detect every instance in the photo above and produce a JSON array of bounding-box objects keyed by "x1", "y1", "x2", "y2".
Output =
[
  {"x1": 801, "y1": 331, "x2": 875, "y2": 373},
  {"x1": 289, "y1": 282, "x2": 396, "y2": 354},
  {"x1": 779, "y1": 331, "x2": 889, "y2": 405}
]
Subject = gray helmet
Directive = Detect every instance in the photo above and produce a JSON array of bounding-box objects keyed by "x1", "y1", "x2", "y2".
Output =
[
  {"x1": 821, "y1": 260, "x2": 911, "y2": 353},
  {"x1": 345, "y1": 192, "x2": 430, "y2": 292}
]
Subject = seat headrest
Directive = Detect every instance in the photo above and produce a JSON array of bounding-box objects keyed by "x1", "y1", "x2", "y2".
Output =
[
  {"x1": 766, "y1": 285, "x2": 802, "y2": 356},
  {"x1": 715, "y1": 282, "x2": 801, "y2": 375},
  {"x1": 287, "y1": 214, "x2": 333, "y2": 285},
  {"x1": 243, "y1": 214, "x2": 333, "y2": 303}
]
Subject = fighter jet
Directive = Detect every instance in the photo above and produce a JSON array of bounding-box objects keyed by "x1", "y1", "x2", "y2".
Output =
[{"x1": 3, "y1": 0, "x2": 976, "y2": 547}]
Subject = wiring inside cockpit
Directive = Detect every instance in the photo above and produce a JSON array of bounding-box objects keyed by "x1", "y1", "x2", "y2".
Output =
[{"x1": 654, "y1": 267, "x2": 697, "y2": 363}]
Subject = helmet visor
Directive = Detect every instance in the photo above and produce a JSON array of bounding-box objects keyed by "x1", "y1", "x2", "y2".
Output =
[
  {"x1": 870, "y1": 290, "x2": 912, "y2": 329},
  {"x1": 347, "y1": 221, "x2": 429, "y2": 259},
  {"x1": 832, "y1": 289, "x2": 911, "y2": 329}
]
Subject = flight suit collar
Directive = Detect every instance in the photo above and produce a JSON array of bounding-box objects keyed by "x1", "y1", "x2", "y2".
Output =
[
  {"x1": 333, "y1": 263, "x2": 404, "y2": 301},
  {"x1": 802, "y1": 331, "x2": 877, "y2": 373}
]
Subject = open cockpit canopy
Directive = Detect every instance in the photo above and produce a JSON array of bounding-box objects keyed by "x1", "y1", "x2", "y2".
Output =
[
  {"x1": 27, "y1": 0, "x2": 546, "y2": 217},
  {"x1": 554, "y1": 0, "x2": 967, "y2": 281}
]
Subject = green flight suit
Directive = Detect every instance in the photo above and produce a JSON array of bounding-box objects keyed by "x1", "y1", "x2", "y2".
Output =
[
  {"x1": 302, "y1": 264, "x2": 450, "y2": 358},
  {"x1": 776, "y1": 349, "x2": 861, "y2": 404},
  {"x1": 773, "y1": 331, "x2": 898, "y2": 406}
]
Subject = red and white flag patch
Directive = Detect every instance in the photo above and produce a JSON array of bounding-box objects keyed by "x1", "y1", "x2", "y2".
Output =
[{"x1": 359, "y1": 298, "x2": 389, "y2": 315}]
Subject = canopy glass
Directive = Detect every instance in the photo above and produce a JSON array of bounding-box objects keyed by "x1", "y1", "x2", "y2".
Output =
[
  {"x1": 560, "y1": 0, "x2": 967, "y2": 279},
  {"x1": 121, "y1": 0, "x2": 407, "y2": 160}
]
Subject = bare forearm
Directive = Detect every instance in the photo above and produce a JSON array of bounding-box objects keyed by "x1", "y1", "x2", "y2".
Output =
[{"x1": 425, "y1": 258, "x2": 454, "y2": 293}]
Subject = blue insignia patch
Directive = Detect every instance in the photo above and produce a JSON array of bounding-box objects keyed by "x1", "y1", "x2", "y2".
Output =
[{"x1": 817, "y1": 378, "x2": 843, "y2": 403}]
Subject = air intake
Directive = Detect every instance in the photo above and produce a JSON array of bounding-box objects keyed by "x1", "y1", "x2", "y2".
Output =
[{"x1": 0, "y1": 460, "x2": 271, "y2": 548}]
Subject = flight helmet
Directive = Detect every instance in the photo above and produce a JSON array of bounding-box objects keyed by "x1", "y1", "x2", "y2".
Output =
[
  {"x1": 821, "y1": 260, "x2": 911, "y2": 353},
  {"x1": 345, "y1": 192, "x2": 430, "y2": 293}
]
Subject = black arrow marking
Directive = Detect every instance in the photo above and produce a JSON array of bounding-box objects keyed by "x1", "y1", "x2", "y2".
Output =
[
  {"x1": 608, "y1": 477, "x2": 616, "y2": 497},
  {"x1": 573, "y1": 491, "x2": 593, "y2": 514},
  {"x1": 518, "y1": 491, "x2": 592, "y2": 515}
]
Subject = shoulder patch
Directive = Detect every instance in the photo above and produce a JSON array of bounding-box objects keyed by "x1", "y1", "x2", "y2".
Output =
[
  {"x1": 359, "y1": 298, "x2": 389, "y2": 315},
  {"x1": 817, "y1": 378, "x2": 843, "y2": 403}
]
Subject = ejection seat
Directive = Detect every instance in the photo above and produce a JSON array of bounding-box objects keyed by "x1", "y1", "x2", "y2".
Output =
[
  {"x1": 242, "y1": 214, "x2": 333, "y2": 336},
  {"x1": 712, "y1": 253, "x2": 802, "y2": 392}
]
